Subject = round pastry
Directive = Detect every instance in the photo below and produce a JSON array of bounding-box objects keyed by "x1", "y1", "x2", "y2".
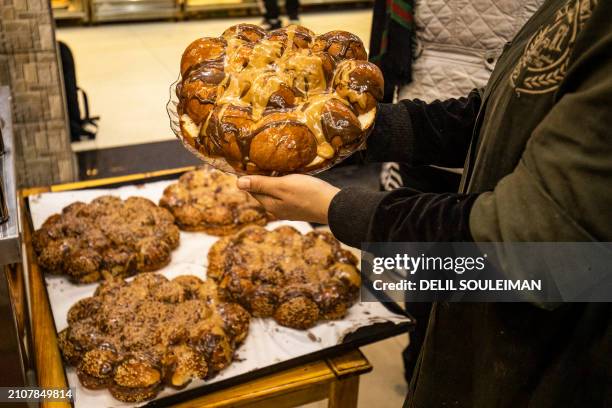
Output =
[
  {"x1": 333, "y1": 59, "x2": 385, "y2": 114},
  {"x1": 77, "y1": 347, "x2": 119, "y2": 389},
  {"x1": 174, "y1": 24, "x2": 383, "y2": 175},
  {"x1": 202, "y1": 104, "x2": 255, "y2": 160},
  {"x1": 109, "y1": 354, "x2": 163, "y2": 402},
  {"x1": 311, "y1": 30, "x2": 368, "y2": 61},
  {"x1": 222, "y1": 23, "x2": 266, "y2": 43},
  {"x1": 179, "y1": 66, "x2": 226, "y2": 125},
  {"x1": 180, "y1": 37, "x2": 226, "y2": 78},
  {"x1": 320, "y1": 98, "x2": 363, "y2": 148},
  {"x1": 208, "y1": 225, "x2": 361, "y2": 330},
  {"x1": 58, "y1": 274, "x2": 250, "y2": 402},
  {"x1": 32, "y1": 196, "x2": 180, "y2": 283},
  {"x1": 249, "y1": 113, "x2": 318, "y2": 172},
  {"x1": 266, "y1": 25, "x2": 315, "y2": 50},
  {"x1": 159, "y1": 168, "x2": 268, "y2": 235}
]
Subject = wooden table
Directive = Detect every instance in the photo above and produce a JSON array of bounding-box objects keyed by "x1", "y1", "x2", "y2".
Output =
[{"x1": 21, "y1": 171, "x2": 373, "y2": 408}]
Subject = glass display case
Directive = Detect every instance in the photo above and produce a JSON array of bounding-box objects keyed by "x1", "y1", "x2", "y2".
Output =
[
  {"x1": 90, "y1": 0, "x2": 180, "y2": 23},
  {"x1": 0, "y1": 87, "x2": 29, "y2": 406},
  {"x1": 51, "y1": 0, "x2": 89, "y2": 23}
]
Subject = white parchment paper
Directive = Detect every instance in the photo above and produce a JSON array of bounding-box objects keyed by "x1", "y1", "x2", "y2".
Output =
[{"x1": 28, "y1": 179, "x2": 410, "y2": 408}]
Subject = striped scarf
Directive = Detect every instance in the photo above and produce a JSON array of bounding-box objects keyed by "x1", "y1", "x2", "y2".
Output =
[{"x1": 369, "y1": 0, "x2": 414, "y2": 102}]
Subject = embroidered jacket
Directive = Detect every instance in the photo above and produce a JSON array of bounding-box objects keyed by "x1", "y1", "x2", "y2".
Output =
[{"x1": 327, "y1": 0, "x2": 610, "y2": 406}]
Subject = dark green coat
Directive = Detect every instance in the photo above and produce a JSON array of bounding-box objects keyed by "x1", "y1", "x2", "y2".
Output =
[
  {"x1": 328, "y1": 0, "x2": 610, "y2": 405},
  {"x1": 410, "y1": 0, "x2": 611, "y2": 406}
]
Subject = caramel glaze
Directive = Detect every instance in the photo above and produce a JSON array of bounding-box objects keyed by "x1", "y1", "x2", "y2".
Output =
[
  {"x1": 32, "y1": 196, "x2": 180, "y2": 284},
  {"x1": 58, "y1": 274, "x2": 250, "y2": 402},
  {"x1": 159, "y1": 168, "x2": 269, "y2": 235},
  {"x1": 207, "y1": 225, "x2": 361, "y2": 330},
  {"x1": 311, "y1": 30, "x2": 369, "y2": 61},
  {"x1": 177, "y1": 24, "x2": 384, "y2": 175}
]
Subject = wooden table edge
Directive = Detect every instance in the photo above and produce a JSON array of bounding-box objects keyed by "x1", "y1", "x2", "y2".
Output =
[{"x1": 21, "y1": 194, "x2": 71, "y2": 408}]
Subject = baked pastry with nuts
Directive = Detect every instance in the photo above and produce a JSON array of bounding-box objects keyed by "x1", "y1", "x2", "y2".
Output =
[
  {"x1": 175, "y1": 23, "x2": 383, "y2": 175},
  {"x1": 159, "y1": 168, "x2": 268, "y2": 235},
  {"x1": 208, "y1": 225, "x2": 361, "y2": 329},
  {"x1": 57, "y1": 274, "x2": 250, "y2": 402},
  {"x1": 33, "y1": 196, "x2": 180, "y2": 283}
]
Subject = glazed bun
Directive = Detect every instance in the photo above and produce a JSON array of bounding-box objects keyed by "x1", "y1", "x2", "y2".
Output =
[
  {"x1": 175, "y1": 24, "x2": 383, "y2": 175},
  {"x1": 333, "y1": 59, "x2": 384, "y2": 113},
  {"x1": 203, "y1": 105, "x2": 254, "y2": 162},
  {"x1": 180, "y1": 37, "x2": 226, "y2": 78},
  {"x1": 207, "y1": 226, "x2": 360, "y2": 330},
  {"x1": 266, "y1": 25, "x2": 315, "y2": 50},
  {"x1": 249, "y1": 113, "x2": 317, "y2": 172},
  {"x1": 179, "y1": 67, "x2": 225, "y2": 124},
  {"x1": 312, "y1": 30, "x2": 368, "y2": 61},
  {"x1": 222, "y1": 23, "x2": 266, "y2": 43},
  {"x1": 320, "y1": 98, "x2": 362, "y2": 148}
]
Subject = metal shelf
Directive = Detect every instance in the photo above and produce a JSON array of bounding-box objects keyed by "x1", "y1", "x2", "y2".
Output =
[
  {"x1": 51, "y1": 0, "x2": 89, "y2": 22},
  {"x1": 0, "y1": 87, "x2": 21, "y2": 266},
  {"x1": 90, "y1": 0, "x2": 180, "y2": 22},
  {"x1": 184, "y1": 0, "x2": 256, "y2": 13}
]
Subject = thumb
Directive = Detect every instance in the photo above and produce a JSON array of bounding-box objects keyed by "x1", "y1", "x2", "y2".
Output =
[{"x1": 237, "y1": 176, "x2": 273, "y2": 195}]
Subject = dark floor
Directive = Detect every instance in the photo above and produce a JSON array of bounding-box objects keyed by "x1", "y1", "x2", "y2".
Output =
[
  {"x1": 76, "y1": 140, "x2": 381, "y2": 190},
  {"x1": 76, "y1": 140, "x2": 201, "y2": 180}
]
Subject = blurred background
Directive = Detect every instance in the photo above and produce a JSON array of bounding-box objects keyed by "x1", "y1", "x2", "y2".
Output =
[{"x1": 53, "y1": 6, "x2": 373, "y2": 150}]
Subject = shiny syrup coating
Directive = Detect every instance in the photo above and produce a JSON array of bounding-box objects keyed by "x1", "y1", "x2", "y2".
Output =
[
  {"x1": 177, "y1": 24, "x2": 383, "y2": 175},
  {"x1": 208, "y1": 225, "x2": 361, "y2": 329}
]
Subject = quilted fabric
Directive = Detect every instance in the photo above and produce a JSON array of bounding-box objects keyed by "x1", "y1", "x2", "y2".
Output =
[
  {"x1": 399, "y1": 52, "x2": 492, "y2": 100},
  {"x1": 400, "y1": 0, "x2": 544, "y2": 101},
  {"x1": 415, "y1": 0, "x2": 542, "y2": 50}
]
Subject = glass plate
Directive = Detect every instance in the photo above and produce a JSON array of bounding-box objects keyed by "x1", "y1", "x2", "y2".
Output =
[{"x1": 166, "y1": 76, "x2": 374, "y2": 176}]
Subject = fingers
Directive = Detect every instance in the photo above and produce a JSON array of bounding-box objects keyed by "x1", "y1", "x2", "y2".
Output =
[
  {"x1": 251, "y1": 193, "x2": 284, "y2": 218},
  {"x1": 237, "y1": 176, "x2": 277, "y2": 195}
]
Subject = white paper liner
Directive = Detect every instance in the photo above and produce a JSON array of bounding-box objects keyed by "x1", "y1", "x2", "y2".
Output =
[{"x1": 28, "y1": 178, "x2": 409, "y2": 408}]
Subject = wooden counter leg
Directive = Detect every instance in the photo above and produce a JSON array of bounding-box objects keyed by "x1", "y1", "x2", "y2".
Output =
[{"x1": 328, "y1": 375, "x2": 360, "y2": 408}]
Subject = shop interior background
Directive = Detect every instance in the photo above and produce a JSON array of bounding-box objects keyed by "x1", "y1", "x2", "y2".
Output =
[{"x1": 1, "y1": 0, "x2": 403, "y2": 406}]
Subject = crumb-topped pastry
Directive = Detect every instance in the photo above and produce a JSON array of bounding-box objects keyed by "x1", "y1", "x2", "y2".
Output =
[
  {"x1": 32, "y1": 196, "x2": 180, "y2": 283},
  {"x1": 159, "y1": 168, "x2": 268, "y2": 235},
  {"x1": 175, "y1": 23, "x2": 384, "y2": 175},
  {"x1": 57, "y1": 274, "x2": 250, "y2": 402},
  {"x1": 208, "y1": 225, "x2": 361, "y2": 329}
]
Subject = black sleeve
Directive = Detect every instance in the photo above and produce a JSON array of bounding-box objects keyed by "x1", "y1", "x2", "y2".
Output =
[
  {"x1": 328, "y1": 187, "x2": 479, "y2": 248},
  {"x1": 365, "y1": 89, "x2": 482, "y2": 168}
]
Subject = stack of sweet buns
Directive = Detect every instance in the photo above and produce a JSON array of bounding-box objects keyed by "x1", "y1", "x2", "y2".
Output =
[{"x1": 176, "y1": 24, "x2": 384, "y2": 175}]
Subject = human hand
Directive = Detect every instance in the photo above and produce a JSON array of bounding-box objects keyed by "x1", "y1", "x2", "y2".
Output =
[{"x1": 237, "y1": 174, "x2": 340, "y2": 224}]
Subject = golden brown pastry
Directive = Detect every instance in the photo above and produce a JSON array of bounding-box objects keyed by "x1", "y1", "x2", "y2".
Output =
[
  {"x1": 180, "y1": 37, "x2": 226, "y2": 78},
  {"x1": 208, "y1": 225, "x2": 361, "y2": 329},
  {"x1": 58, "y1": 274, "x2": 250, "y2": 402},
  {"x1": 32, "y1": 196, "x2": 180, "y2": 283},
  {"x1": 333, "y1": 59, "x2": 385, "y2": 114},
  {"x1": 311, "y1": 30, "x2": 368, "y2": 61},
  {"x1": 203, "y1": 105, "x2": 255, "y2": 161},
  {"x1": 221, "y1": 23, "x2": 266, "y2": 43},
  {"x1": 159, "y1": 168, "x2": 268, "y2": 235},
  {"x1": 249, "y1": 113, "x2": 318, "y2": 172},
  {"x1": 178, "y1": 66, "x2": 225, "y2": 125},
  {"x1": 266, "y1": 25, "x2": 315, "y2": 50},
  {"x1": 175, "y1": 23, "x2": 383, "y2": 175}
]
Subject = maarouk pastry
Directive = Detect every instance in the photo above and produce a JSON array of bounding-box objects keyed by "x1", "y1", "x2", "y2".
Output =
[
  {"x1": 175, "y1": 23, "x2": 383, "y2": 175},
  {"x1": 58, "y1": 274, "x2": 250, "y2": 402},
  {"x1": 159, "y1": 168, "x2": 268, "y2": 235},
  {"x1": 32, "y1": 196, "x2": 180, "y2": 283},
  {"x1": 208, "y1": 225, "x2": 361, "y2": 329}
]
